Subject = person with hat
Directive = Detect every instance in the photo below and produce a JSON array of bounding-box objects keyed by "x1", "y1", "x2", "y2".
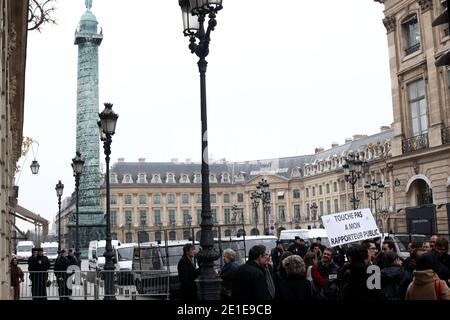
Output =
[
  {"x1": 54, "y1": 249, "x2": 70, "y2": 300},
  {"x1": 271, "y1": 241, "x2": 284, "y2": 276},
  {"x1": 10, "y1": 256, "x2": 24, "y2": 300},
  {"x1": 288, "y1": 236, "x2": 307, "y2": 258},
  {"x1": 28, "y1": 247, "x2": 50, "y2": 300}
]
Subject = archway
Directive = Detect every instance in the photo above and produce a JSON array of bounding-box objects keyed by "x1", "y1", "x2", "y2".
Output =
[
  {"x1": 250, "y1": 228, "x2": 260, "y2": 236},
  {"x1": 406, "y1": 178, "x2": 433, "y2": 207},
  {"x1": 237, "y1": 229, "x2": 246, "y2": 237}
]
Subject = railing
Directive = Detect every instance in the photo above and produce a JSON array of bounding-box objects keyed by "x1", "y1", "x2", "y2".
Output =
[
  {"x1": 18, "y1": 270, "x2": 170, "y2": 300},
  {"x1": 402, "y1": 132, "x2": 429, "y2": 154},
  {"x1": 405, "y1": 42, "x2": 420, "y2": 55},
  {"x1": 442, "y1": 126, "x2": 450, "y2": 145}
]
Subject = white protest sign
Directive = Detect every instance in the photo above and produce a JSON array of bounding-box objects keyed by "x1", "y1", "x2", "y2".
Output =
[{"x1": 321, "y1": 208, "x2": 380, "y2": 247}]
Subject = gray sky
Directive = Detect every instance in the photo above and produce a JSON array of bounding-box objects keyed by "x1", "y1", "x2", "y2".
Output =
[{"x1": 18, "y1": 0, "x2": 392, "y2": 232}]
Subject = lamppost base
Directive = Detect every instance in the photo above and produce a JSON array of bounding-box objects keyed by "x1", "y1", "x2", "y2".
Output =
[{"x1": 196, "y1": 275, "x2": 222, "y2": 300}]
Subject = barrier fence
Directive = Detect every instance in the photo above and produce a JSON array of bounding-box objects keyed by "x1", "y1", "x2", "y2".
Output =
[{"x1": 18, "y1": 270, "x2": 169, "y2": 300}]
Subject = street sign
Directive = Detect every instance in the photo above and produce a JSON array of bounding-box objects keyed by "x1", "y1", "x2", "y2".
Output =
[{"x1": 321, "y1": 208, "x2": 380, "y2": 246}]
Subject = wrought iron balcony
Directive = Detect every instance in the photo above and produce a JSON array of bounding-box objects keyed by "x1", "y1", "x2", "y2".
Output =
[
  {"x1": 405, "y1": 43, "x2": 420, "y2": 56},
  {"x1": 402, "y1": 133, "x2": 429, "y2": 154},
  {"x1": 442, "y1": 126, "x2": 450, "y2": 145}
]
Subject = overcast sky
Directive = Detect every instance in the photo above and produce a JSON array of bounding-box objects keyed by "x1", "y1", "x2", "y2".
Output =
[{"x1": 17, "y1": 0, "x2": 392, "y2": 233}]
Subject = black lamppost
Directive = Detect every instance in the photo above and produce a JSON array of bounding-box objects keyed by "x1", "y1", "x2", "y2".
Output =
[
  {"x1": 55, "y1": 180, "x2": 64, "y2": 252},
  {"x1": 250, "y1": 191, "x2": 259, "y2": 234},
  {"x1": 179, "y1": 0, "x2": 223, "y2": 300},
  {"x1": 310, "y1": 202, "x2": 318, "y2": 228},
  {"x1": 364, "y1": 179, "x2": 384, "y2": 227},
  {"x1": 71, "y1": 151, "x2": 84, "y2": 266},
  {"x1": 98, "y1": 102, "x2": 118, "y2": 300},
  {"x1": 342, "y1": 152, "x2": 366, "y2": 210},
  {"x1": 254, "y1": 179, "x2": 270, "y2": 235}
]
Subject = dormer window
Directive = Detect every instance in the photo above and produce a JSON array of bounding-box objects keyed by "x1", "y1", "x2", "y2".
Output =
[
  {"x1": 110, "y1": 173, "x2": 118, "y2": 184},
  {"x1": 137, "y1": 173, "x2": 147, "y2": 184},
  {"x1": 166, "y1": 173, "x2": 176, "y2": 184},
  {"x1": 122, "y1": 174, "x2": 133, "y2": 184},
  {"x1": 194, "y1": 173, "x2": 201, "y2": 183},
  {"x1": 222, "y1": 173, "x2": 230, "y2": 183},
  {"x1": 235, "y1": 172, "x2": 245, "y2": 182},
  {"x1": 180, "y1": 174, "x2": 190, "y2": 183},
  {"x1": 403, "y1": 14, "x2": 421, "y2": 55},
  {"x1": 209, "y1": 174, "x2": 217, "y2": 183},
  {"x1": 151, "y1": 174, "x2": 162, "y2": 183}
]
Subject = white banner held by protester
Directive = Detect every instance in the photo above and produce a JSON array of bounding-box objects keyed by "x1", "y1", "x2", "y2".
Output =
[{"x1": 321, "y1": 208, "x2": 380, "y2": 246}]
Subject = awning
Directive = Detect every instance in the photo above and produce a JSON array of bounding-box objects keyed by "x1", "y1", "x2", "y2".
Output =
[{"x1": 9, "y1": 201, "x2": 49, "y2": 235}]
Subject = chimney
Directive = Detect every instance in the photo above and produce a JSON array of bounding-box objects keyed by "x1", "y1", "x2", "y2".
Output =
[
  {"x1": 171, "y1": 158, "x2": 179, "y2": 164},
  {"x1": 185, "y1": 158, "x2": 192, "y2": 164},
  {"x1": 117, "y1": 158, "x2": 125, "y2": 162},
  {"x1": 380, "y1": 126, "x2": 390, "y2": 132},
  {"x1": 352, "y1": 134, "x2": 367, "y2": 141},
  {"x1": 138, "y1": 158, "x2": 146, "y2": 163},
  {"x1": 314, "y1": 147, "x2": 324, "y2": 154},
  {"x1": 345, "y1": 138, "x2": 352, "y2": 144},
  {"x1": 331, "y1": 142, "x2": 339, "y2": 148}
]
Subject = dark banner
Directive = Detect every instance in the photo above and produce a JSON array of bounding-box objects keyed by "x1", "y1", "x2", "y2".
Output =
[
  {"x1": 405, "y1": 205, "x2": 436, "y2": 235},
  {"x1": 446, "y1": 204, "x2": 450, "y2": 237}
]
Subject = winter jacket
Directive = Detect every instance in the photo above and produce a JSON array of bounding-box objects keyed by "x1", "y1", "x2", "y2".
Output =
[
  {"x1": 220, "y1": 261, "x2": 238, "y2": 299},
  {"x1": 381, "y1": 264, "x2": 404, "y2": 300},
  {"x1": 318, "y1": 261, "x2": 340, "y2": 300},
  {"x1": 406, "y1": 269, "x2": 450, "y2": 300},
  {"x1": 232, "y1": 260, "x2": 272, "y2": 300},
  {"x1": 275, "y1": 274, "x2": 312, "y2": 301},
  {"x1": 338, "y1": 262, "x2": 385, "y2": 301},
  {"x1": 10, "y1": 264, "x2": 24, "y2": 287},
  {"x1": 288, "y1": 243, "x2": 307, "y2": 258},
  {"x1": 177, "y1": 255, "x2": 200, "y2": 300}
]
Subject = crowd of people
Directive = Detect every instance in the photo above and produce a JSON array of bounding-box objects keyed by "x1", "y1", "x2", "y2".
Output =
[
  {"x1": 177, "y1": 235, "x2": 450, "y2": 300},
  {"x1": 10, "y1": 247, "x2": 78, "y2": 300}
]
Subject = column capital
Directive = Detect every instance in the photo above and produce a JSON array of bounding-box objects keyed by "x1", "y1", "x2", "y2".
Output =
[
  {"x1": 418, "y1": 0, "x2": 433, "y2": 13},
  {"x1": 383, "y1": 15, "x2": 396, "y2": 34}
]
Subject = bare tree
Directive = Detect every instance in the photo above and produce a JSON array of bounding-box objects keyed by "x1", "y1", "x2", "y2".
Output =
[{"x1": 28, "y1": 0, "x2": 57, "y2": 32}]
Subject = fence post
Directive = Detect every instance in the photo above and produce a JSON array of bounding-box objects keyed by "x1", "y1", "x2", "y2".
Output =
[
  {"x1": 94, "y1": 277, "x2": 99, "y2": 300},
  {"x1": 83, "y1": 278, "x2": 88, "y2": 300}
]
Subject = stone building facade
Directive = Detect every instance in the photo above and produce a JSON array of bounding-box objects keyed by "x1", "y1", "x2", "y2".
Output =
[
  {"x1": 376, "y1": 0, "x2": 450, "y2": 235},
  {"x1": 92, "y1": 128, "x2": 394, "y2": 243},
  {"x1": 0, "y1": 0, "x2": 28, "y2": 300}
]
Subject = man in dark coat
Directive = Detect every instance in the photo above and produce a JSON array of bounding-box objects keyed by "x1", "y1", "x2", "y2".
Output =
[
  {"x1": 287, "y1": 237, "x2": 307, "y2": 258},
  {"x1": 177, "y1": 243, "x2": 200, "y2": 300},
  {"x1": 232, "y1": 245, "x2": 272, "y2": 300},
  {"x1": 271, "y1": 241, "x2": 284, "y2": 274},
  {"x1": 29, "y1": 248, "x2": 50, "y2": 300},
  {"x1": 54, "y1": 249, "x2": 70, "y2": 300},
  {"x1": 318, "y1": 248, "x2": 340, "y2": 300},
  {"x1": 433, "y1": 238, "x2": 450, "y2": 282}
]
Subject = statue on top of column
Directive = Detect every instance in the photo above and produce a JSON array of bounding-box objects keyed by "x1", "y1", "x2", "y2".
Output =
[{"x1": 85, "y1": 0, "x2": 93, "y2": 10}]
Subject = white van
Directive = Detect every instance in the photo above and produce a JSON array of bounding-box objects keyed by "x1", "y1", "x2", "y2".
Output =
[
  {"x1": 41, "y1": 242, "x2": 59, "y2": 265},
  {"x1": 115, "y1": 242, "x2": 135, "y2": 285},
  {"x1": 279, "y1": 229, "x2": 330, "y2": 248},
  {"x1": 88, "y1": 239, "x2": 121, "y2": 271},
  {"x1": 16, "y1": 241, "x2": 34, "y2": 263}
]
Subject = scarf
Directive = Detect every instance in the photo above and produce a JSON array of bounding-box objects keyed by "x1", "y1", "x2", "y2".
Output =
[{"x1": 264, "y1": 266, "x2": 276, "y2": 299}]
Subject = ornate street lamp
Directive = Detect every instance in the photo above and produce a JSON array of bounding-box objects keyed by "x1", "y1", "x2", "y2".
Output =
[
  {"x1": 254, "y1": 179, "x2": 270, "y2": 235},
  {"x1": 30, "y1": 160, "x2": 40, "y2": 175},
  {"x1": 310, "y1": 202, "x2": 318, "y2": 228},
  {"x1": 364, "y1": 179, "x2": 384, "y2": 227},
  {"x1": 179, "y1": 0, "x2": 224, "y2": 300},
  {"x1": 343, "y1": 152, "x2": 366, "y2": 210},
  {"x1": 71, "y1": 151, "x2": 84, "y2": 266},
  {"x1": 250, "y1": 191, "x2": 260, "y2": 234},
  {"x1": 98, "y1": 102, "x2": 118, "y2": 300},
  {"x1": 55, "y1": 180, "x2": 64, "y2": 252}
]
